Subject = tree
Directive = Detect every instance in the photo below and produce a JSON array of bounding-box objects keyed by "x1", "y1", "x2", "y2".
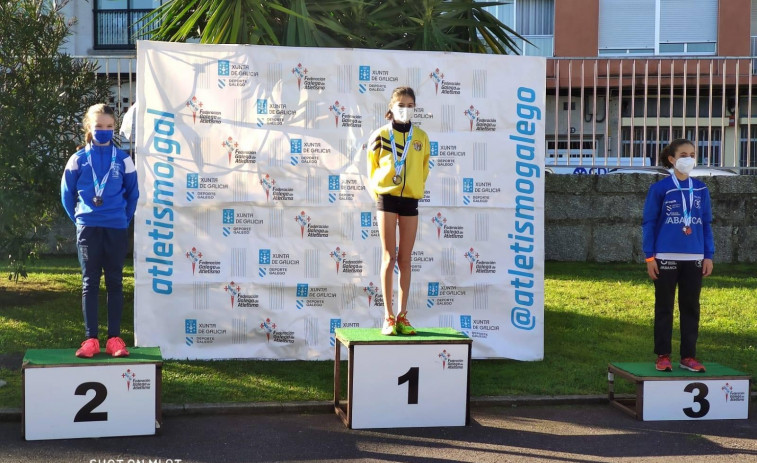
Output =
[
  {"x1": 144, "y1": 0, "x2": 522, "y2": 54},
  {"x1": 0, "y1": 0, "x2": 112, "y2": 274}
]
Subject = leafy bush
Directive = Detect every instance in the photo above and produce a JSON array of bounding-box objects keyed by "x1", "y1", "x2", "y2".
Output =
[{"x1": 0, "y1": 0, "x2": 112, "y2": 274}]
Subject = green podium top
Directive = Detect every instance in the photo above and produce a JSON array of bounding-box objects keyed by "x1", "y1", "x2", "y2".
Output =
[
  {"x1": 609, "y1": 362, "x2": 750, "y2": 378},
  {"x1": 23, "y1": 347, "x2": 163, "y2": 368},
  {"x1": 334, "y1": 327, "x2": 470, "y2": 345}
]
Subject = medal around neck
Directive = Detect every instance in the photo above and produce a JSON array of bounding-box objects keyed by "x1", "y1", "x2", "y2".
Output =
[
  {"x1": 388, "y1": 123, "x2": 413, "y2": 186},
  {"x1": 670, "y1": 175, "x2": 694, "y2": 236},
  {"x1": 86, "y1": 144, "x2": 117, "y2": 209}
]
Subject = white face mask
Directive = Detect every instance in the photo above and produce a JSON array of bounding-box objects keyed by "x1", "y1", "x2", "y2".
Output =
[
  {"x1": 674, "y1": 156, "x2": 696, "y2": 175},
  {"x1": 392, "y1": 105, "x2": 412, "y2": 123}
]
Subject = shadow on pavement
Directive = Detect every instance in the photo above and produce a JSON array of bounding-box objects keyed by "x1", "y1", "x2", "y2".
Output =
[{"x1": 1, "y1": 403, "x2": 755, "y2": 462}]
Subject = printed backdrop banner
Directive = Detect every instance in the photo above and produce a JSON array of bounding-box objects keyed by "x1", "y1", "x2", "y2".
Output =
[{"x1": 134, "y1": 41, "x2": 546, "y2": 360}]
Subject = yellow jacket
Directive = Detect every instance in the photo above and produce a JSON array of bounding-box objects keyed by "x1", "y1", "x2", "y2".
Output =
[{"x1": 367, "y1": 124, "x2": 430, "y2": 200}]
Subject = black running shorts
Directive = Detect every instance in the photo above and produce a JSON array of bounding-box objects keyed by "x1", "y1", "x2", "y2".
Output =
[{"x1": 376, "y1": 194, "x2": 419, "y2": 217}]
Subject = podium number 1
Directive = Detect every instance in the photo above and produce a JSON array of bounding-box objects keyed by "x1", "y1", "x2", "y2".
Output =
[
  {"x1": 683, "y1": 382, "x2": 710, "y2": 418},
  {"x1": 74, "y1": 382, "x2": 108, "y2": 422},
  {"x1": 398, "y1": 367, "x2": 419, "y2": 404}
]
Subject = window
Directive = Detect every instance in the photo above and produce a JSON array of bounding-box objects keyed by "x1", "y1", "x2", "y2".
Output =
[
  {"x1": 546, "y1": 139, "x2": 597, "y2": 162},
  {"x1": 739, "y1": 126, "x2": 757, "y2": 174},
  {"x1": 516, "y1": 0, "x2": 554, "y2": 36},
  {"x1": 94, "y1": 0, "x2": 163, "y2": 49},
  {"x1": 484, "y1": 0, "x2": 554, "y2": 57},
  {"x1": 599, "y1": 0, "x2": 717, "y2": 56},
  {"x1": 621, "y1": 96, "x2": 726, "y2": 118},
  {"x1": 621, "y1": 127, "x2": 721, "y2": 166}
]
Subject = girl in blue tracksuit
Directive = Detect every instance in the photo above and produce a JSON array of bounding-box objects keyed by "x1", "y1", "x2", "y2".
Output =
[
  {"x1": 61, "y1": 104, "x2": 139, "y2": 358},
  {"x1": 642, "y1": 138, "x2": 714, "y2": 373}
]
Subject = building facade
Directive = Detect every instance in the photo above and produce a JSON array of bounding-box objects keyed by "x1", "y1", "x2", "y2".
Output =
[
  {"x1": 489, "y1": 0, "x2": 757, "y2": 173},
  {"x1": 60, "y1": 0, "x2": 164, "y2": 118}
]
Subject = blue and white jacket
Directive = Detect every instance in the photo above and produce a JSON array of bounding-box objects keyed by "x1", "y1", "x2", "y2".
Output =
[
  {"x1": 61, "y1": 143, "x2": 139, "y2": 229},
  {"x1": 642, "y1": 175, "x2": 714, "y2": 260}
]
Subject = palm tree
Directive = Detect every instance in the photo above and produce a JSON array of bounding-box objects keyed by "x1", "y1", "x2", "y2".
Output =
[{"x1": 144, "y1": 0, "x2": 522, "y2": 54}]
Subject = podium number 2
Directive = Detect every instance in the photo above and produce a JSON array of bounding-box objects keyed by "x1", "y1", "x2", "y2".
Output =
[
  {"x1": 74, "y1": 382, "x2": 108, "y2": 422},
  {"x1": 683, "y1": 382, "x2": 710, "y2": 418},
  {"x1": 398, "y1": 367, "x2": 419, "y2": 404}
]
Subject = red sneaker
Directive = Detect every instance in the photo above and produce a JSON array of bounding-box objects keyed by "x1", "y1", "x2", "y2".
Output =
[
  {"x1": 105, "y1": 337, "x2": 130, "y2": 357},
  {"x1": 75, "y1": 338, "x2": 100, "y2": 358},
  {"x1": 655, "y1": 354, "x2": 672, "y2": 372},
  {"x1": 680, "y1": 357, "x2": 706, "y2": 372}
]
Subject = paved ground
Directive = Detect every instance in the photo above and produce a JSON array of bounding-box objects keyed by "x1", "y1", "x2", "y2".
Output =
[{"x1": 1, "y1": 401, "x2": 755, "y2": 463}]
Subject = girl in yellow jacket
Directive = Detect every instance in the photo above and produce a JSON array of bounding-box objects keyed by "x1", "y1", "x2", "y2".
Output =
[{"x1": 366, "y1": 86, "x2": 431, "y2": 335}]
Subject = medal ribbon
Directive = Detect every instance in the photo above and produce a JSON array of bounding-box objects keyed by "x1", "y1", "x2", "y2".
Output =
[
  {"x1": 86, "y1": 144, "x2": 117, "y2": 200},
  {"x1": 388, "y1": 123, "x2": 414, "y2": 180},
  {"x1": 670, "y1": 174, "x2": 693, "y2": 229}
]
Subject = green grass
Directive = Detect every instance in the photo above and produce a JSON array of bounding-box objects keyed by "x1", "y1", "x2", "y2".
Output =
[{"x1": 0, "y1": 257, "x2": 755, "y2": 408}]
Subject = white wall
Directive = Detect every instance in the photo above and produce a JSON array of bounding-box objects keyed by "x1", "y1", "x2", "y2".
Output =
[{"x1": 60, "y1": 1, "x2": 95, "y2": 56}]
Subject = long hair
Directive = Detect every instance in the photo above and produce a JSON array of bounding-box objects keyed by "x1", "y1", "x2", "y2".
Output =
[
  {"x1": 384, "y1": 86, "x2": 416, "y2": 120},
  {"x1": 659, "y1": 138, "x2": 695, "y2": 168},
  {"x1": 82, "y1": 103, "x2": 116, "y2": 145}
]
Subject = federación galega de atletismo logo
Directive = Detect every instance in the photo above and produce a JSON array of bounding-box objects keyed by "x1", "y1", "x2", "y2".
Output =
[
  {"x1": 294, "y1": 210, "x2": 310, "y2": 238},
  {"x1": 186, "y1": 247, "x2": 203, "y2": 275}
]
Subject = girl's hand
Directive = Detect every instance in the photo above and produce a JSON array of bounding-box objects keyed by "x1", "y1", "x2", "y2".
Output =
[
  {"x1": 702, "y1": 258, "x2": 713, "y2": 277},
  {"x1": 646, "y1": 260, "x2": 659, "y2": 280}
]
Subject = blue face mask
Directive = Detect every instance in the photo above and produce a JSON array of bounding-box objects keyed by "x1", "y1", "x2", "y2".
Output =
[{"x1": 92, "y1": 129, "x2": 114, "y2": 144}]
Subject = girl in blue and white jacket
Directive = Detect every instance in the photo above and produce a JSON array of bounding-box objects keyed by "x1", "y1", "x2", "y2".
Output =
[
  {"x1": 642, "y1": 138, "x2": 714, "y2": 373},
  {"x1": 61, "y1": 104, "x2": 139, "y2": 358}
]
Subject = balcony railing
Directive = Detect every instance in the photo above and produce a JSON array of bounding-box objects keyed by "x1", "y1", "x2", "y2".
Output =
[
  {"x1": 547, "y1": 57, "x2": 757, "y2": 174},
  {"x1": 94, "y1": 9, "x2": 157, "y2": 50}
]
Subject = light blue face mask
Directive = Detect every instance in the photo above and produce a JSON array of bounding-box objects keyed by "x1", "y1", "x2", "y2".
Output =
[{"x1": 92, "y1": 129, "x2": 114, "y2": 144}]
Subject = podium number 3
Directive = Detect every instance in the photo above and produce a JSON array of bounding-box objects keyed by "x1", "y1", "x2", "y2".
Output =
[
  {"x1": 683, "y1": 382, "x2": 710, "y2": 418},
  {"x1": 397, "y1": 367, "x2": 419, "y2": 404},
  {"x1": 74, "y1": 382, "x2": 108, "y2": 422}
]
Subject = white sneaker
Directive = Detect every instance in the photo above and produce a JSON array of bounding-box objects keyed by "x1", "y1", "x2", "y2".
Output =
[{"x1": 381, "y1": 315, "x2": 397, "y2": 336}]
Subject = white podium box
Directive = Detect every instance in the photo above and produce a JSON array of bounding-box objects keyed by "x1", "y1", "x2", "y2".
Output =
[
  {"x1": 334, "y1": 327, "x2": 471, "y2": 429},
  {"x1": 22, "y1": 347, "x2": 163, "y2": 440},
  {"x1": 608, "y1": 362, "x2": 751, "y2": 421}
]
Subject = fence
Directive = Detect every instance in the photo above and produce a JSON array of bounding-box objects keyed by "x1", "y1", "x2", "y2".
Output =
[
  {"x1": 548, "y1": 57, "x2": 757, "y2": 174},
  {"x1": 76, "y1": 55, "x2": 757, "y2": 174}
]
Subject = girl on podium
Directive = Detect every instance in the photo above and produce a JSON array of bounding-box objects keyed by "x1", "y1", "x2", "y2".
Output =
[
  {"x1": 367, "y1": 86, "x2": 431, "y2": 336},
  {"x1": 642, "y1": 138, "x2": 714, "y2": 372},
  {"x1": 61, "y1": 104, "x2": 139, "y2": 358}
]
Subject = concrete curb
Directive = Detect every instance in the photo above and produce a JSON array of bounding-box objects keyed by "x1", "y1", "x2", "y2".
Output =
[
  {"x1": 3, "y1": 392, "x2": 753, "y2": 423},
  {"x1": 0, "y1": 394, "x2": 627, "y2": 423}
]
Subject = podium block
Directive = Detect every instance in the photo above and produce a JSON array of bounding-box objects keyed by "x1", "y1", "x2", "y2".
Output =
[
  {"x1": 23, "y1": 347, "x2": 163, "y2": 440},
  {"x1": 608, "y1": 362, "x2": 751, "y2": 421},
  {"x1": 334, "y1": 327, "x2": 471, "y2": 429}
]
